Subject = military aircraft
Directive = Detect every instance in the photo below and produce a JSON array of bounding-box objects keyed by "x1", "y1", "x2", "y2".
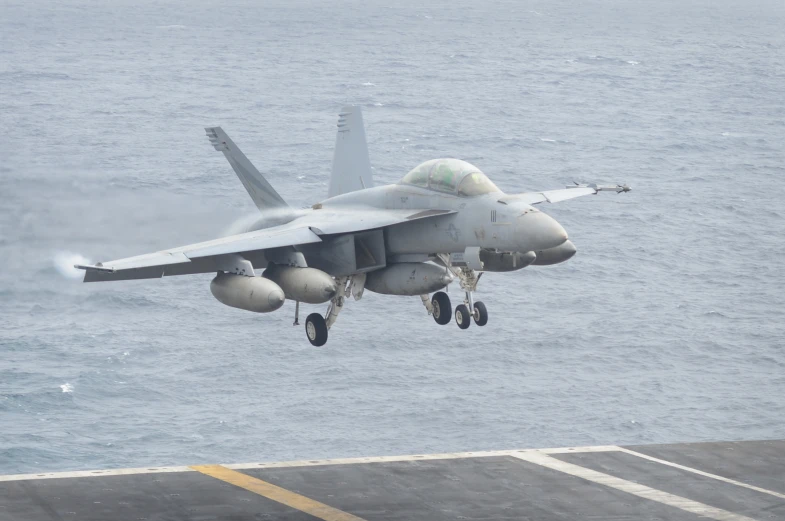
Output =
[{"x1": 76, "y1": 106, "x2": 630, "y2": 346}]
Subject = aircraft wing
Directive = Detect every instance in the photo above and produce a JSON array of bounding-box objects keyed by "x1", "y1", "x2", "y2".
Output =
[
  {"x1": 76, "y1": 226, "x2": 322, "y2": 282},
  {"x1": 76, "y1": 208, "x2": 455, "y2": 282},
  {"x1": 499, "y1": 183, "x2": 631, "y2": 205},
  {"x1": 305, "y1": 207, "x2": 455, "y2": 235}
]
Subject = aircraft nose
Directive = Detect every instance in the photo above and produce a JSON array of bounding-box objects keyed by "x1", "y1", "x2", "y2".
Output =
[{"x1": 517, "y1": 210, "x2": 568, "y2": 251}]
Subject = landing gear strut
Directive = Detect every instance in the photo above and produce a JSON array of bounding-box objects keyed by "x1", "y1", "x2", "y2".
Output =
[
  {"x1": 448, "y1": 264, "x2": 489, "y2": 329},
  {"x1": 304, "y1": 276, "x2": 353, "y2": 346}
]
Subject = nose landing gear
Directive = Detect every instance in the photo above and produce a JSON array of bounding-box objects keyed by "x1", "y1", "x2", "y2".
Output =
[
  {"x1": 451, "y1": 266, "x2": 489, "y2": 329},
  {"x1": 454, "y1": 304, "x2": 471, "y2": 329},
  {"x1": 472, "y1": 301, "x2": 488, "y2": 326},
  {"x1": 423, "y1": 260, "x2": 491, "y2": 330}
]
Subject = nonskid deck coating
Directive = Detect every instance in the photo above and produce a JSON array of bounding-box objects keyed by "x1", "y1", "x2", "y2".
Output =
[{"x1": 0, "y1": 440, "x2": 782, "y2": 520}]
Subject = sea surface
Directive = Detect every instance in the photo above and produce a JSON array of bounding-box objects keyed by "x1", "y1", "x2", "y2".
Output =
[{"x1": 1, "y1": 0, "x2": 784, "y2": 475}]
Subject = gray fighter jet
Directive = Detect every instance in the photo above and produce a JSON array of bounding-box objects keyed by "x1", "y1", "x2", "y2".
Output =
[{"x1": 76, "y1": 106, "x2": 630, "y2": 346}]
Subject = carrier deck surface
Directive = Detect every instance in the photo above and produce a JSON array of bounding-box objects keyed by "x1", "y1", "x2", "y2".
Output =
[{"x1": 1, "y1": 440, "x2": 783, "y2": 520}]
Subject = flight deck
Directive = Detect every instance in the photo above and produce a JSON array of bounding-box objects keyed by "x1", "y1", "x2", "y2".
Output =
[{"x1": 1, "y1": 439, "x2": 783, "y2": 520}]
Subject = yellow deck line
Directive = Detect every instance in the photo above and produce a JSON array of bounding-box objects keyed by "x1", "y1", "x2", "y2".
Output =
[{"x1": 190, "y1": 464, "x2": 367, "y2": 521}]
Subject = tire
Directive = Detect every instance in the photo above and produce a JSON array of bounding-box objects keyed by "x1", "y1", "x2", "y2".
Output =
[
  {"x1": 454, "y1": 304, "x2": 471, "y2": 329},
  {"x1": 305, "y1": 313, "x2": 328, "y2": 346},
  {"x1": 473, "y1": 301, "x2": 488, "y2": 326},
  {"x1": 431, "y1": 291, "x2": 452, "y2": 325}
]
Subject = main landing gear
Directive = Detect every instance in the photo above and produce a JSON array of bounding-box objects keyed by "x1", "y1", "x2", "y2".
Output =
[
  {"x1": 299, "y1": 275, "x2": 360, "y2": 346},
  {"x1": 421, "y1": 266, "x2": 489, "y2": 329}
]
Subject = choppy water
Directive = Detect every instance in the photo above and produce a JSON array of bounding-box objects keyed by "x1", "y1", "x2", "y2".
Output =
[{"x1": 1, "y1": 0, "x2": 784, "y2": 475}]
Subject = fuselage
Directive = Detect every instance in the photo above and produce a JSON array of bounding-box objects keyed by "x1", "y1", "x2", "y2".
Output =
[{"x1": 320, "y1": 183, "x2": 568, "y2": 256}]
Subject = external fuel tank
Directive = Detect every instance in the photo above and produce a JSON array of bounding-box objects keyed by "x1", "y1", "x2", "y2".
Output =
[
  {"x1": 262, "y1": 264, "x2": 337, "y2": 304},
  {"x1": 210, "y1": 273, "x2": 285, "y2": 313},
  {"x1": 365, "y1": 262, "x2": 453, "y2": 296}
]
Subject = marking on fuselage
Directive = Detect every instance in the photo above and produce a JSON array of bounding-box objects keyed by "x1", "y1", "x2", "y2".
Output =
[
  {"x1": 190, "y1": 464, "x2": 367, "y2": 521},
  {"x1": 513, "y1": 452, "x2": 760, "y2": 521},
  {"x1": 446, "y1": 223, "x2": 461, "y2": 242}
]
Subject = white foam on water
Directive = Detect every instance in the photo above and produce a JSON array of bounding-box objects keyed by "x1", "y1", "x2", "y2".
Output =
[
  {"x1": 60, "y1": 383, "x2": 73, "y2": 393},
  {"x1": 53, "y1": 252, "x2": 91, "y2": 280}
]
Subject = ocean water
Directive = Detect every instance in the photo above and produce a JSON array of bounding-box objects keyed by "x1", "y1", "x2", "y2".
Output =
[{"x1": 1, "y1": 0, "x2": 784, "y2": 474}]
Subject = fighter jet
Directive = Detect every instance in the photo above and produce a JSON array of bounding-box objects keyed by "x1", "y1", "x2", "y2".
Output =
[{"x1": 76, "y1": 106, "x2": 630, "y2": 346}]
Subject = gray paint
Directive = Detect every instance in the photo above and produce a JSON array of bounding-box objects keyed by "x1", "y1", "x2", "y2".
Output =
[
  {"x1": 364, "y1": 262, "x2": 453, "y2": 296},
  {"x1": 262, "y1": 264, "x2": 337, "y2": 304},
  {"x1": 209, "y1": 273, "x2": 285, "y2": 313},
  {"x1": 531, "y1": 240, "x2": 577, "y2": 266},
  {"x1": 76, "y1": 108, "x2": 626, "y2": 337}
]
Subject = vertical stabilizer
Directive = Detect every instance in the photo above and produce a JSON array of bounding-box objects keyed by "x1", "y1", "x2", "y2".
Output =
[
  {"x1": 328, "y1": 106, "x2": 373, "y2": 198},
  {"x1": 205, "y1": 127, "x2": 290, "y2": 212}
]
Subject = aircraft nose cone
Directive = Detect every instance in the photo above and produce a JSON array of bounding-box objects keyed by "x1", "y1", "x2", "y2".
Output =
[{"x1": 517, "y1": 211, "x2": 568, "y2": 251}]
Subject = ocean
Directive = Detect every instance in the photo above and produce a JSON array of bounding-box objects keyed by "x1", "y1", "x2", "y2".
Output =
[{"x1": 1, "y1": 0, "x2": 784, "y2": 474}]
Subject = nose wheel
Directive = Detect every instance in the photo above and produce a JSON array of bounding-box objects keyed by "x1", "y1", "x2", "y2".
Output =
[
  {"x1": 472, "y1": 301, "x2": 488, "y2": 326},
  {"x1": 454, "y1": 304, "x2": 471, "y2": 329}
]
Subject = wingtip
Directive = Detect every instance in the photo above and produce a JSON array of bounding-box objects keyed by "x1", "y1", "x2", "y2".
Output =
[{"x1": 74, "y1": 264, "x2": 115, "y2": 273}]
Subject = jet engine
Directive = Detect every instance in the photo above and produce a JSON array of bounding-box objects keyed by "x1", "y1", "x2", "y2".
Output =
[
  {"x1": 479, "y1": 249, "x2": 537, "y2": 272},
  {"x1": 365, "y1": 262, "x2": 453, "y2": 296},
  {"x1": 532, "y1": 240, "x2": 577, "y2": 265},
  {"x1": 262, "y1": 263, "x2": 337, "y2": 304},
  {"x1": 210, "y1": 273, "x2": 285, "y2": 313}
]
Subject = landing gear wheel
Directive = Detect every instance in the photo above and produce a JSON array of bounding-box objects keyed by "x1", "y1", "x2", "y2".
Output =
[
  {"x1": 305, "y1": 313, "x2": 328, "y2": 346},
  {"x1": 473, "y1": 301, "x2": 488, "y2": 326},
  {"x1": 455, "y1": 304, "x2": 471, "y2": 329},
  {"x1": 431, "y1": 291, "x2": 452, "y2": 325}
]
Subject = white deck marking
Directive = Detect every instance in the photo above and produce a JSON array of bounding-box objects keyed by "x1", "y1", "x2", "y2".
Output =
[
  {"x1": 618, "y1": 447, "x2": 785, "y2": 500},
  {"x1": 0, "y1": 466, "x2": 193, "y2": 482},
  {"x1": 513, "y1": 452, "x2": 760, "y2": 521},
  {"x1": 223, "y1": 445, "x2": 619, "y2": 470},
  {"x1": 0, "y1": 445, "x2": 618, "y2": 482}
]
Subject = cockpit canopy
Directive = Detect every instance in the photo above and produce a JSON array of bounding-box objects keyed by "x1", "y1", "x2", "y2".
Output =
[{"x1": 400, "y1": 158, "x2": 501, "y2": 197}]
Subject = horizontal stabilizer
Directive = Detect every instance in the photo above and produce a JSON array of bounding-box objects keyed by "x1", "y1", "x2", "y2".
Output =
[{"x1": 205, "y1": 127, "x2": 289, "y2": 212}]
